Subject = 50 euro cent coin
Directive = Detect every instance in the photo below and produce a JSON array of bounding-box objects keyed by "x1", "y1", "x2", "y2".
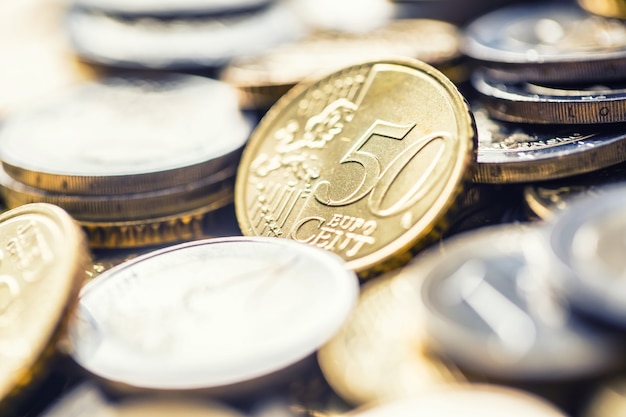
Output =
[{"x1": 234, "y1": 58, "x2": 476, "y2": 276}]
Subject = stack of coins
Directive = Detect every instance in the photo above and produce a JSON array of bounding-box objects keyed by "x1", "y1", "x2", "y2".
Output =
[{"x1": 0, "y1": 73, "x2": 251, "y2": 249}]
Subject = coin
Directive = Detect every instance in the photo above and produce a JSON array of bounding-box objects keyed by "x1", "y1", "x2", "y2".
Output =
[
  {"x1": 220, "y1": 19, "x2": 462, "y2": 109},
  {"x1": 578, "y1": 0, "x2": 626, "y2": 19},
  {"x1": 524, "y1": 162, "x2": 626, "y2": 220},
  {"x1": 462, "y1": 2, "x2": 626, "y2": 83},
  {"x1": 0, "y1": 0, "x2": 96, "y2": 119},
  {"x1": 71, "y1": 0, "x2": 272, "y2": 17},
  {"x1": 68, "y1": 237, "x2": 358, "y2": 393},
  {"x1": 318, "y1": 271, "x2": 464, "y2": 406},
  {"x1": 346, "y1": 384, "x2": 567, "y2": 417},
  {"x1": 81, "y1": 191, "x2": 235, "y2": 248},
  {"x1": 66, "y1": 3, "x2": 307, "y2": 69},
  {"x1": 0, "y1": 74, "x2": 250, "y2": 195},
  {"x1": 0, "y1": 203, "x2": 89, "y2": 409},
  {"x1": 235, "y1": 59, "x2": 476, "y2": 275},
  {"x1": 0, "y1": 164, "x2": 236, "y2": 221},
  {"x1": 473, "y1": 73, "x2": 626, "y2": 124},
  {"x1": 549, "y1": 184, "x2": 626, "y2": 328},
  {"x1": 419, "y1": 224, "x2": 622, "y2": 380},
  {"x1": 472, "y1": 103, "x2": 626, "y2": 183}
]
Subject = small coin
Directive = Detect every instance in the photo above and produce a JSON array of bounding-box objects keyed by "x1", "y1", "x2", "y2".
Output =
[
  {"x1": 220, "y1": 19, "x2": 462, "y2": 109},
  {"x1": 71, "y1": 0, "x2": 273, "y2": 17},
  {"x1": 66, "y1": 3, "x2": 306, "y2": 70},
  {"x1": 473, "y1": 73, "x2": 626, "y2": 124},
  {"x1": 578, "y1": 0, "x2": 626, "y2": 19},
  {"x1": 235, "y1": 58, "x2": 476, "y2": 275},
  {"x1": 346, "y1": 384, "x2": 567, "y2": 417},
  {"x1": 68, "y1": 237, "x2": 358, "y2": 393},
  {"x1": 0, "y1": 74, "x2": 250, "y2": 195},
  {"x1": 419, "y1": 224, "x2": 622, "y2": 380},
  {"x1": 318, "y1": 271, "x2": 464, "y2": 406},
  {"x1": 0, "y1": 203, "x2": 90, "y2": 408},
  {"x1": 524, "y1": 162, "x2": 626, "y2": 220},
  {"x1": 472, "y1": 103, "x2": 626, "y2": 183},
  {"x1": 549, "y1": 184, "x2": 626, "y2": 327},
  {"x1": 462, "y1": 2, "x2": 626, "y2": 83}
]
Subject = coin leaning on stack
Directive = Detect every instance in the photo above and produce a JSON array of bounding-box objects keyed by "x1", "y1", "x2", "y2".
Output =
[{"x1": 0, "y1": 73, "x2": 251, "y2": 248}]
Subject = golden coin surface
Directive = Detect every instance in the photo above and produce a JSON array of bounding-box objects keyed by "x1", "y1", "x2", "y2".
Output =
[
  {"x1": 0, "y1": 203, "x2": 89, "y2": 407},
  {"x1": 578, "y1": 0, "x2": 626, "y2": 19},
  {"x1": 318, "y1": 272, "x2": 463, "y2": 406},
  {"x1": 235, "y1": 59, "x2": 475, "y2": 274}
]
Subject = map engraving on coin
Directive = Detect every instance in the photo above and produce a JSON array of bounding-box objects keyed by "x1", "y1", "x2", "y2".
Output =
[{"x1": 236, "y1": 60, "x2": 475, "y2": 273}]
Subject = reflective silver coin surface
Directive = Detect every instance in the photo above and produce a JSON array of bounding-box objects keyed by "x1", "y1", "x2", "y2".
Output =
[
  {"x1": 419, "y1": 224, "x2": 622, "y2": 380},
  {"x1": 550, "y1": 184, "x2": 626, "y2": 327},
  {"x1": 68, "y1": 237, "x2": 358, "y2": 392},
  {"x1": 463, "y1": 2, "x2": 626, "y2": 83},
  {"x1": 0, "y1": 74, "x2": 250, "y2": 195},
  {"x1": 66, "y1": 3, "x2": 306, "y2": 69},
  {"x1": 71, "y1": 0, "x2": 272, "y2": 17}
]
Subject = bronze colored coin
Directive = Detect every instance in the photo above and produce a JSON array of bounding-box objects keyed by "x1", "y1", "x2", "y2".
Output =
[
  {"x1": 524, "y1": 162, "x2": 626, "y2": 220},
  {"x1": 235, "y1": 59, "x2": 476, "y2": 275},
  {"x1": 318, "y1": 272, "x2": 464, "y2": 406},
  {"x1": 0, "y1": 203, "x2": 89, "y2": 408},
  {"x1": 82, "y1": 194, "x2": 234, "y2": 249},
  {"x1": 221, "y1": 19, "x2": 462, "y2": 109},
  {"x1": 578, "y1": 0, "x2": 626, "y2": 19}
]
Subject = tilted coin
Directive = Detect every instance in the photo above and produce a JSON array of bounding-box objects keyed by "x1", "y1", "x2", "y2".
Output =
[
  {"x1": 0, "y1": 164, "x2": 236, "y2": 222},
  {"x1": 318, "y1": 272, "x2": 464, "y2": 406},
  {"x1": 0, "y1": 204, "x2": 90, "y2": 409},
  {"x1": 524, "y1": 162, "x2": 626, "y2": 220},
  {"x1": 419, "y1": 224, "x2": 622, "y2": 380},
  {"x1": 66, "y1": 3, "x2": 306, "y2": 70},
  {"x1": 473, "y1": 73, "x2": 626, "y2": 124},
  {"x1": 220, "y1": 19, "x2": 462, "y2": 109},
  {"x1": 462, "y1": 2, "x2": 626, "y2": 83},
  {"x1": 235, "y1": 59, "x2": 476, "y2": 275},
  {"x1": 0, "y1": 0, "x2": 96, "y2": 119},
  {"x1": 68, "y1": 237, "x2": 358, "y2": 393},
  {"x1": 71, "y1": 0, "x2": 272, "y2": 17},
  {"x1": 578, "y1": 0, "x2": 626, "y2": 20},
  {"x1": 0, "y1": 74, "x2": 250, "y2": 195},
  {"x1": 346, "y1": 385, "x2": 567, "y2": 417},
  {"x1": 549, "y1": 184, "x2": 626, "y2": 327},
  {"x1": 472, "y1": 103, "x2": 626, "y2": 183}
]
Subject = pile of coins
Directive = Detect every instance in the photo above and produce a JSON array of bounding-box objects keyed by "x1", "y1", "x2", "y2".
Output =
[{"x1": 6, "y1": 0, "x2": 626, "y2": 416}]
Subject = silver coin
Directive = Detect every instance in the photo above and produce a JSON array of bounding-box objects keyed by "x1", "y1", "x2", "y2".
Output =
[
  {"x1": 418, "y1": 224, "x2": 622, "y2": 380},
  {"x1": 473, "y1": 102, "x2": 626, "y2": 183},
  {"x1": 549, "y1": 184, "x2": 626, "y2": 327},
  {"x1": 66, "y1": 3, "x2": 307, "y2": 69},
  {"x1": 462, "y1": 2, "x2": 626, "y2": 83},
  {"x1": 0, "y1": 74, "x2": 250, "y2": 195},
  {"x1": 473, "y1": 72, "x2": 626, "y2": 124},
  {"x1": 68, "y1": 237, "x2": 358, "y2": 392},
  {"x1": 72, "y1": 0, "x2": 273, "y2": 17}
]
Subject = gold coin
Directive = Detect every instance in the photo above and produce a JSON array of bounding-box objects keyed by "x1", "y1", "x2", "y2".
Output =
[
  {"x1": 578, "y1": 0, "x2": 626, "y2": 19},
  {"x1": 0, "y1": 203, "x2": 89, "y2": 408},
  {"x1": 235, "y1": 59, "x2": 476, "y2": 275},
  {"x1": 318, "y1": 272, "x2": 464, "y2": 406}
]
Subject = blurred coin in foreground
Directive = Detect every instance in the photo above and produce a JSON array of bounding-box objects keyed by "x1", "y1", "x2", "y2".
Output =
[
  {"x1": 419, "y1": 224, "x2": 622, "y2": 380},
  {"x1": 235, "y1": 59, "x2": 475, "y2": 275},
  {"x1": 68, "y1": 237, "x2": 358, "y2": 394},
  {"x1": 346, "y1": 384, "x2": 567, "y2": 417},
  {"x1": 0, "y1": 203, "x2": 89, "y2": 409}
]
